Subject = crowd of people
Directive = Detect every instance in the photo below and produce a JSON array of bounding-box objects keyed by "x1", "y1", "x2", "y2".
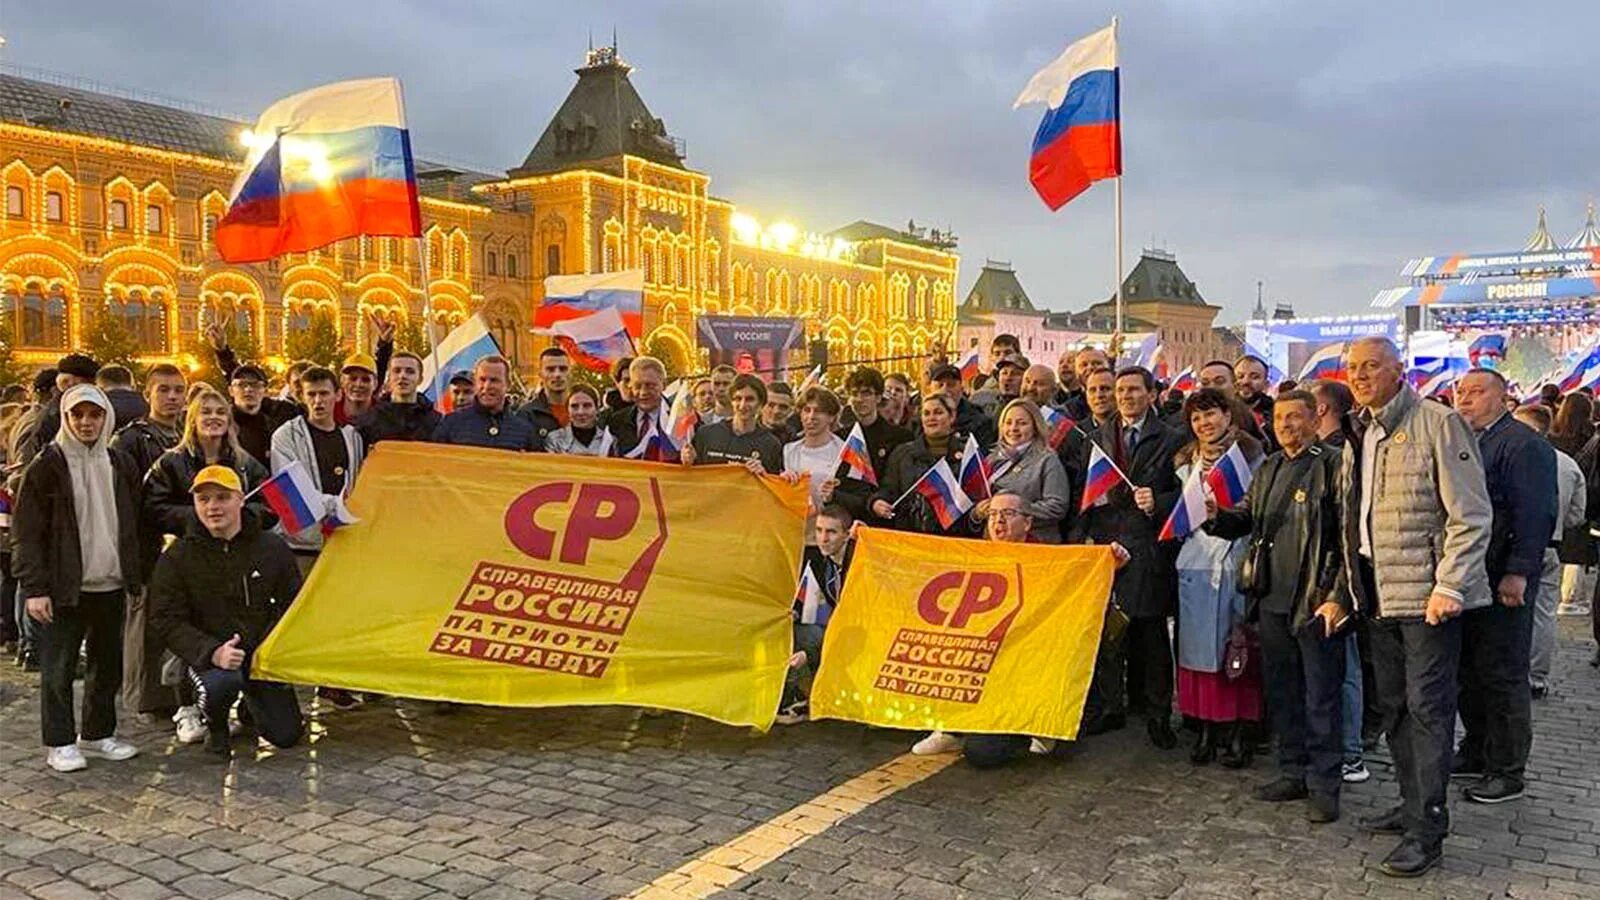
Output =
[{"x1": 1, "y1": 326, "x2": 1597, "y2": 880}]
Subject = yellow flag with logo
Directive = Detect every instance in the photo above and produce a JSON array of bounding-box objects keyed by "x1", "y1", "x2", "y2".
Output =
[
  {"x1": 253, "y1": 443, "x2": 808, "y2": 729},
  {"x1": 810, "y1": 527, "x2": 1113, "y2": 740}
]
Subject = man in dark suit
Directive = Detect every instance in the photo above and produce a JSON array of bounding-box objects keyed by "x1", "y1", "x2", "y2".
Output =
[
  {"x1": 603, "y1": 356, "x2": 674, "y2": 459},
  {"x1": 1070, "y1": 365, "x2": 1185, "y2": 748}
]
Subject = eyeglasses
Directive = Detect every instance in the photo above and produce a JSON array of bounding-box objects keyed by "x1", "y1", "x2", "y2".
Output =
[{"x1": 991, "y1": 509, "x2": 1029, "y2": 522}]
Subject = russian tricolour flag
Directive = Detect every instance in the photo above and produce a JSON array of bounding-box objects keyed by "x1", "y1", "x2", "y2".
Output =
[
  {"x1": 537, "y1": 270, "x2": 644, "y2": 339},
  {"x1": 1014, "y1": 22, "x2": 1122, "y2": 210},
  {"x1": 1080, "y1": 442, "x2": 1127, "y2": 512},
  {"x1": 1204, "y1": 443, "x2": 1253, "y2": 511},
  {"x1": 1297, "y1": 342, "x2": 1348, "y2": 382},
  {"x1": 217, "y1": 78, "x2": 422, "y2": 263},
  {"x1": 914, "y1": 459, "x2": 974, "y2": 531},
  {"x1": 257, "y1": 460, "x2": 357, "y2": 535},
  {"x1": 957, "y1": 349, "x2": 982, "y2": 383},
  {"x1": 839, "y1": 422, "x2": 877, "y2": 486},
  {"x1": 1556, "y1": 345, "x2": 1600, "y2": 392},
  {"x1": 1159, "y1": 466, "x2": 1207, "y2": 542},
  {"x1": 958, "y1": 434, "x2": 991, "y2": 501},
  {"x1": 1169, "y1": 366, "x2": 1196, "y2": 393},
  {"x1": 795, "y1": 564, "x2": 831, "y2": 626},
  {"x1": 1041, "y1": 406, "x2": 1077, "y2": 449},
  {"x1": 420, "y1": 313, "x2": 501, "y2": 412},
  {"x1": 551, "y1": 306, "x2": 633, "y2": 373}
]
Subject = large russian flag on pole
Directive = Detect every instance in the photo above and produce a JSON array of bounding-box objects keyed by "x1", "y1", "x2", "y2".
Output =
[
  {"x1": 1013, "y1": 22, "x2": 1121, "y2": 210},
  {"x1": 550, "y1": 306, "x2": 634, "y2": 373},
  {"x1": 420, "y1": 313, "x2": 500, "y2": 412},
  {"x1": 216, "y1": 78, "x2": 422, "y2": 263},
  {"x1": 537, "y1": 270, "x2": 645, "y2": 339}
]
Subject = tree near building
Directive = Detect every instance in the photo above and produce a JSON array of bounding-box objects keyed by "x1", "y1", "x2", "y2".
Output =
[
  {"x1": 284, "y1": 311, "x2": 344, "y2": 368},
  {"x1": 81, "y1": 302, "x2": 145, "y2": 379}
]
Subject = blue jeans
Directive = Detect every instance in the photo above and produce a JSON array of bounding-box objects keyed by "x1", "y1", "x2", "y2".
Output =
[
  {"x1": 1259, "y1": 611, "x2": 1348, "y2": 796},
  {"x1": 1341, "y1": 635, "x2": 1364, "y2": 762},
  {"x1": 781, "y1": 623, "x2": 826, "y2": 707}
]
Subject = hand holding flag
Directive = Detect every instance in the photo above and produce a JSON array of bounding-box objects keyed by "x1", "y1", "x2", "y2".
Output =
[
  {"x1": 958, "y1": 434, "x2": 991, "y2": 501},
  {"x1": 1158, "y1": 465, "x2": 1206, "y2": 542},
  {"x1": 1080, "y1": 442, "x2": 1131, "y2": 512},
  {"x1": 838, "y1": 422, "x2": 878, "y2": 486},
  {"x1": 1204, "y1": 443, "x2": 1253, "y2": 510}
]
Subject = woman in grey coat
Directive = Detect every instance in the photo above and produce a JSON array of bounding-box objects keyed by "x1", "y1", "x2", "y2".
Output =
[
  {"x1": 543, "y1": 386, "x2": 614, "y2": 457},
  {"x1": 969, "y1": 398, "x2": 1071, "y2": 543}
]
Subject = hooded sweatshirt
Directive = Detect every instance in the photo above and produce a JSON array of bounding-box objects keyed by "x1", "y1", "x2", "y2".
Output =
[{"x1": 55, "y1": 384, "x2": 123, "y2": 591}]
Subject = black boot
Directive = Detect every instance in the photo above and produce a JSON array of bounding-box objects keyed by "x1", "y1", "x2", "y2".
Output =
[
  {"x1": 1189, "y1": 722, "x2": 1215, "y2": 765},
  {"x1": 204, "y1": 726, "x2": 232, "y2": 761},
  {"x1": 1219, "y1": 722, "x2": 1254, "y2": 769}
]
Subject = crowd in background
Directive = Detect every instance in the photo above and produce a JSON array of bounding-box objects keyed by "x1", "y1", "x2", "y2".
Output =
[{"x1": 1, "y1": 327, "x2": 1596, "y2": 880}]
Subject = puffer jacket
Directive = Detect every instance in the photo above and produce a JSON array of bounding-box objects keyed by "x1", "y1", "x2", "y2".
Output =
[{"x1": 1336, "y1": 386, "x2": 1492, "y2": 619}]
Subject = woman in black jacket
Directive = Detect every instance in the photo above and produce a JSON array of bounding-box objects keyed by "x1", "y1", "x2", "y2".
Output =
[
  {"x1": 144, "y1": 386, "x2": 275, "y2": 544},
  {"x1": 869, "y1": 394, "x2": 972, "y2": 536}
]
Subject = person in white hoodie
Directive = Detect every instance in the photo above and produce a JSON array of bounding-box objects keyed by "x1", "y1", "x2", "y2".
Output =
[{"x1": 12, "y1": 385, "x2": 144, "y2": 772}]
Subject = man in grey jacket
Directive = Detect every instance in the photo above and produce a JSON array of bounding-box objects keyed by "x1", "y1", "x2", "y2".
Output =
[{"x1": 1337, "y1": 337, "x2": 1491, "y2": 878}]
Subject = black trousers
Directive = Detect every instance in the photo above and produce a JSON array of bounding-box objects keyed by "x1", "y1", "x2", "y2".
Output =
[
  {"x1": 964, "y1": 734, "x2": 1031, "y2": 769},
  {"x1": 39, "y1": 589, "x2": 125, "y2": 747},
  {"x1": 1125, "y1": 615, "x2": 1174, "y2": 720},
  {"x1": 1457, "y1": 590, "x2": 1536, "y2": 783},
  {"x1": 190, "y1": 665, "x2": 304, "y2": 749},
  {"x1": 1258, "y1": 611, "x2": 1347, "y2": 797},
  {"x1": 1369, "y1": 616, "x2": 1461, "y2": 847}
]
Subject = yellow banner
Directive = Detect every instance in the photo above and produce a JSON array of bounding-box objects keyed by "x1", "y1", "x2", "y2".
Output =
[
  {"x1": 253, "y1": 443, "x2": 808, "y2": 729},
  {"x1": 810, "y1": 527, "x2": 1112, "y2": 740}
]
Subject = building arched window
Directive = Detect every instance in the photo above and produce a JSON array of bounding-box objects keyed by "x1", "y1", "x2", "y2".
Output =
[
  {"x1": 44, "y1": 192, "x2": 63, "y2": 222},
  {"x1": 546, "y1": 243, "x2": 561, "y2": 276},
  {"x1": 145, "y1": 204, "x2": 163, "y2": 234},
  {"x1": 8, "y1": 284, "x2": 66, "y2": 348},
  {"x1": 4, "y1": 186, "x2": 22, "y2": 217},
  {"x1": 676, "y1": 243, "x2": 690, "y2": 289},
  {"x1": 108, "y1": 199, "x2": 129, "y2": 230},
  {"x1": 486, "y1": 250, "x2": 498, "y2": 276},
  {"x1": 505, "y1": 253, "x2": 518, "y2": 279},
  {"x1": 450, "y1": 240, "x2": 463, "y2": 275},
  {"x1": 121, "y1": 292, "x2": 167, "y2": 351},
  {"x1": 492, "y1": 318, "x2": 520, "y2": 368}
]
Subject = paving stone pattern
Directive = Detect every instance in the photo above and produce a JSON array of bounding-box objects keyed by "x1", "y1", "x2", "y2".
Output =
[{"x1": 2, "y1": 621, "x2": 1596, "y2": 899}]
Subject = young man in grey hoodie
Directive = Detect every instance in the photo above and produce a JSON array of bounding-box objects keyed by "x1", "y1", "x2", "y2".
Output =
[{"x1": 12, "y1": 384, "x2": 145, "y2": 772}]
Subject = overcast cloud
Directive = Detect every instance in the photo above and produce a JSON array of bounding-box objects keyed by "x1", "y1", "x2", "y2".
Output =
[{"x1": 5, "y1": 0, "x2": 1596, "y2": 321}]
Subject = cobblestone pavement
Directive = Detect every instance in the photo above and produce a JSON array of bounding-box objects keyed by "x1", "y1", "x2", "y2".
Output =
[{"x1": 2, "y1": 620, "x2": 1596, "y2": 900}]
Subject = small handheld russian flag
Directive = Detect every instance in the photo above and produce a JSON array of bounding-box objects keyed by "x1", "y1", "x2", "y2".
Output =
[
  {"x1": 957, "y1": 349, "x2": 982, "y2": 383},
  {"x1": 838, "y1": 422, "x2": 877, "y2": 486},
  {"x1": 913, "y1": 458, "x2": 974, "y2": 530},
  {"x1": 794, "y1": 563, "x2": 831, "y2": 626},
  {"x1": 1159, "y1": 466, "x2": 1207, "y2": 542},
  {"x1": 256, "y1": 460, "x2": 356, "y2": 535},
  {"x1": 1204, "y1": 443, "x2": 1253, "y2": 511},
  {"x1": 622, "y1": 411, "x2": 681, "y2": 463},
  {"x1": 0, "y1": 486, "x2": 12, "y2": 529},
  {"x1": 958, "y1": 434, "x2": 991, "y2": 501},
  {"x1": 1041, "y1": 406, "x2": 1077, "y2": 450},
  {"x1": 1297, "y1": 342, "x2": 1348, "y2": 382},
  {"x1": 1168, "y1": 366, "x2": 1196, "y2": 393},
  {"x1": 1080, "y1": 442, "x2": 1128, "y2": 512}
]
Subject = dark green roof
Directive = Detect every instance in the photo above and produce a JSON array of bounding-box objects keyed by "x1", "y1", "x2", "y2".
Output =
[
  {"x1": 1111, "y1": 250, "x2": 1210, "y2": 306},
  {"x1": 961, "y1": 263, "x2": 1035, "y2": 313},
  {"x1": 512, "y1": 49, "x2": 685, "y2": 177}
]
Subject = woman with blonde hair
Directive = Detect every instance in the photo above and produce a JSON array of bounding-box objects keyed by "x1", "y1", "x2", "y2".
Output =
[{"x1": 969, "y1": 398, "x2": 1071, "y2": 543}]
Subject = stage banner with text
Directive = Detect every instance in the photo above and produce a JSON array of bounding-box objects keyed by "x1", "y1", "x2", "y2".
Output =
[
  {"x1": 810, "y1": 527, "x2": 1113, "y2": 740},
  {"x1": 253, "y1": 443, "x2": 809, "y2": 729}
]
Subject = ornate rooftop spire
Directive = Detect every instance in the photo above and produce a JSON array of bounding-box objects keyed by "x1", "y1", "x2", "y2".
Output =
[
  {"x1": 1523, "y1": 205, "x2": 1556, "y2": 252},
  {"x1": 1566, "y1": 200, "x2": 1600, "y2": 249}
]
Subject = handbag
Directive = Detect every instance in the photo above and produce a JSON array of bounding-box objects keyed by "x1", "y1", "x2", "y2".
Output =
[
  {"x1": 1237, "y1": 455, "x2": 1317, "y2": 598},
  {"x1": 1223, "y1": 623, "x2": 1256, "y2": 681}
]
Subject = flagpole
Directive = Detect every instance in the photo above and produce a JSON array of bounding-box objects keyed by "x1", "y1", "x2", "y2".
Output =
[
  {"x1": 1111, "y1": 15, "x2": 1125, "y2": 338},
  {"x1": 415, "y1": 235, "x2": 441, "y2": 383}
]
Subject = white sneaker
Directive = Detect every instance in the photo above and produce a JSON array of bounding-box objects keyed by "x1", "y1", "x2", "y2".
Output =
[
  {"x1": 46, "y1": 745, "x2": 87, "y2": 772},
  {"x1": 77, "y1": 737, "x2": 139, "y2": 761},
  {"x1": 911, "y1": 731, "x2": 962, "y2": 755},
  {"x1": 1029, "y1": 738, "x2": 1058, "y2": 756},
  {"x1": 173, "y1": 706, "x2": 206, "y2": 744}
]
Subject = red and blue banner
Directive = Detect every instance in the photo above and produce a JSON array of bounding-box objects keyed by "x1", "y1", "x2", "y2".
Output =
[
  {"x1": 1013, "y1": 22, "x2": 1121, "y2": 210},
  {"x1": 216, "y1": 78, "x2": 422, "y2": 263}
]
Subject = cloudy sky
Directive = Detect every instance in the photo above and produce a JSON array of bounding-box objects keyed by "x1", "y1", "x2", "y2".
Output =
[{"x1": 5, "y1": 1, "x2": 1596, "y2": 321}]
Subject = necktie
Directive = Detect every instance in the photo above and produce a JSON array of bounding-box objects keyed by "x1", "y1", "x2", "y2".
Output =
[{"x1": 825, "y1": 559, "x2": 841, "y2": 604}]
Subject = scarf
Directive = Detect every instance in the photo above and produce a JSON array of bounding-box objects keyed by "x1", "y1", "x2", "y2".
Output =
[
  {"x1": 54, "y1": 385, "x2": 122, "y2": 591},
  {"x1": 1193, "y1": 427, "x2": 1240, "y2": 475}
]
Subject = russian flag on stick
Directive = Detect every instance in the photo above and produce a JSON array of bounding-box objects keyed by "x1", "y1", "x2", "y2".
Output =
[
  {"x1": 795, "y1": 564, "x2": 831, "y2": 626},
  {"x1": 537, "y1": 270, "x2": 645, "y2": 338},
  {"x1": 957, "y1": 349, "x2": 982, "y2": 383},
  {"x1": 838, "y1": 422, "x2": 877, "y2": 486},
  {"x1": 1168, "y1": 366, "x2": 1196, "y2": 393},
  {"x1": 661, "y1": 380, "x2": 700, "y2": 449},
  {"x1": 420, "y1": 314, "x2": 501, "y2": 412},
  {"x1": 1159, "y1": 466, "x2": 1207, "y2": 542},
  {"x1": 913, "y1": 459, "x2": 975, "y2": 531},
  {"x1": 1204, "y1": 443, "x2": 1253, "y2": 510},
  {"x1": 550, "y1": 306, "x2": 634, "y2": 373},
  {"x1": 958, "y1": 434, "x2": 991, "y2": 501},
  {"x1": 254, "y1": 460, "x2": 353, "y2": 535},
  {"x1": 1014, "y1": 22, "x2": 1121, "y2": 210},
  {"x1": 216, "y1": 78, "x2": 422, "y2": 263},
  {"x1": 1041, "y1": 406, "x2": 1077, "y2": 449},
  {"x1": 1079, "y1": 442, "x2": 1130, "y2": 512}
]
